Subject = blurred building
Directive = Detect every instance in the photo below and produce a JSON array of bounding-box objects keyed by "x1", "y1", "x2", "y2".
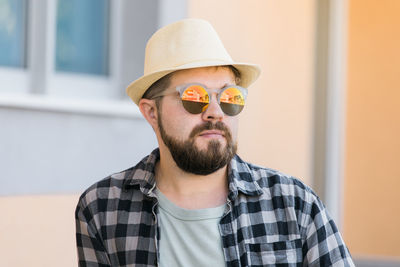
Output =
[{"x1": 0, "y1": 0, "x2": 399, "y2": 266}]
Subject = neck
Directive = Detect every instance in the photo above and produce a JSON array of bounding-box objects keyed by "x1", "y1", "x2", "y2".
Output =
[{"x1": 155, "y1": 147, "x2": 229, "y2": 209}]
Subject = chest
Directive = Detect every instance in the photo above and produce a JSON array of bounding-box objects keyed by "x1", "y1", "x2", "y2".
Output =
[{"x1": 98, "y1": 195, "x2": 303, "y2": 266}]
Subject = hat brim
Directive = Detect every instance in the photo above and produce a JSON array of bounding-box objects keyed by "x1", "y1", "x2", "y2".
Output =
[{"x1": 126, "y1": 60, "x2": 261, "y2": 105}]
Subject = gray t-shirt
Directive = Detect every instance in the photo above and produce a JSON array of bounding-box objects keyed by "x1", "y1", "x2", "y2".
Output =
[{"x1": 155, "y1": 188, "x2": 226, "y2": 267}]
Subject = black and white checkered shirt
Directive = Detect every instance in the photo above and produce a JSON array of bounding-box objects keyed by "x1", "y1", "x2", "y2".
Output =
[{"x1": 76, "y1": 148, "x2": 354, "y2": 266}]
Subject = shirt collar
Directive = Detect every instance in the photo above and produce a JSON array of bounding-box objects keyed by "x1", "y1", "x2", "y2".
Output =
[
  {"x1": 124, "y1": 148, "x2": 263, "y2": 198},
  {"x1": 227, "y1": 154, "x2": 264, "y2": 200},
  {"x1": 123, "y1": 148, "x2": 160, "y2": 196}
]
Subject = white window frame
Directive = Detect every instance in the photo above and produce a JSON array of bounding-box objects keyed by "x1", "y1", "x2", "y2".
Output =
[
  {"x1": 31, "y1": 0, "x2": 118, "y2": 99},
  {"x1": 0, "y1": 66, "x2": 29, "y2": 94}
]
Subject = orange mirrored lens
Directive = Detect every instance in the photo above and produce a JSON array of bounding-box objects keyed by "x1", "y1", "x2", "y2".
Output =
[
  {"x1": 181, "y1": 85, "x2": 209, "y2": 114},
  {"x1": 220, "y1": 87, "x2": 245, "y2": 105},
  {"x1": 220, "y1": 87, "x2": 245, "y2": 116},
  {"x1": 181, "y1": 85, "x2": 209, "y2": 103}
]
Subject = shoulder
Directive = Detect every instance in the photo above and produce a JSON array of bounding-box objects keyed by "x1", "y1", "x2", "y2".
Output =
[
  {"x1": 77, "y1": 150, "x2": 158, "y2": 210},
  {"x1": 76, "y1": 166, "x2": 136, "y2": 211},
  {"x1": 233, "y1": 156, "x2": 336, "y2": 237},
  {"x1": 237, "y1": 156, "x2": 317, "y2": 198},
  {"x1": 233, "y1": 155, "x2": 323, "y2": 216}
]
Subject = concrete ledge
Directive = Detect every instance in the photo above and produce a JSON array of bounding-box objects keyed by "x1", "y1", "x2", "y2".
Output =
[
  {"x1": 354, "y1": 256, "x2": 400, "y2": 267},
  {"x1": 0, "y1": 93, "x2": 141, "y2": 119}
]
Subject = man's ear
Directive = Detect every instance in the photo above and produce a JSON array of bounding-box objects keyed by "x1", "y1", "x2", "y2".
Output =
[{"x1": 139, "y1": 98, "x2": 159, "y2": 130}]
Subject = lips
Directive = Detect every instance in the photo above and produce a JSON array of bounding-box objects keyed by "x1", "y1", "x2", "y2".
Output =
[
  {"x1": 199, "y1": 130, "x2": 225, "y2": 137},
  {"x1": 189, "y1": 121, "x2": 231, "y2": 139}
]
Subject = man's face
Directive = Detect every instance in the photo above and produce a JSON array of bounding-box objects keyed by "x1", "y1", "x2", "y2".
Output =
[{"x1": 156, "y1": 67, "x2": 240, "y2": 175}]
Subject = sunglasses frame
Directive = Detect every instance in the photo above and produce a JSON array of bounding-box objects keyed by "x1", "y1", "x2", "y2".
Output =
[{"x1": 152, "y1": 83, "x2": 248, "y2": 116}]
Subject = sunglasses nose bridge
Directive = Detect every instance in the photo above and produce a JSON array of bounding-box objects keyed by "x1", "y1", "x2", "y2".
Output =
[
  {"x1": 205, "y1": 91, "x2": 222, "y2": 107},
  {"x1": 201, "y1": 92, "x2": 224, "y2": 120}
]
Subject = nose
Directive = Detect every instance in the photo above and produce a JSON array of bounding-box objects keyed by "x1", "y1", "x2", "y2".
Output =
[{"x1": 201, "y1": 93, "x2": 224, "y2": 122}]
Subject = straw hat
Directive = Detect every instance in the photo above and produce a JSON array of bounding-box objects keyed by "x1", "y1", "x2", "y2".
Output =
[{"x1": 126, "y1": 18, "x2": 261, "y2": 105}]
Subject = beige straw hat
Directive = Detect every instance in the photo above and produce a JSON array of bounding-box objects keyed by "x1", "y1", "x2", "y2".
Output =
[{"x1": 126, "y1": 18, "x2": 261, "y2": 105}]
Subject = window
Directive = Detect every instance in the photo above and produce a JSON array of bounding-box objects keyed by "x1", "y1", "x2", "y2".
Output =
[
  {"x1": 55, "y1": 0, "x2": 109, "y2": 76},
  {"x1": 0, "y1": 0, "x2": 28, "y2": 93},
  {"x1": 46, "y1": 0, "x2": 114, "y2": 99},
  {"x1": 0, "y1": 0, "x2": 187, "y2": 114},
  {"x1": 0, "y1": 0, "x2": 27, "y2": 68}
]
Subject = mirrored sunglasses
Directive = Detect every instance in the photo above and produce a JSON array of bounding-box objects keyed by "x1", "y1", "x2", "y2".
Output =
[{"x1": 153, "y1": 83, "x2": 248, "y2": 116}]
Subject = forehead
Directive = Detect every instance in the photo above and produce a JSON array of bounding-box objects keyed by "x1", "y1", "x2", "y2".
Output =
[{"x1": 170, "y1": 67, "x2": 236, "y2": 88}]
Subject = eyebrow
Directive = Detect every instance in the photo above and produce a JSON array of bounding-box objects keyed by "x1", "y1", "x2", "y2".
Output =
[{"x1": 220, "y1": 83, "x2": 230, "y2": 89}]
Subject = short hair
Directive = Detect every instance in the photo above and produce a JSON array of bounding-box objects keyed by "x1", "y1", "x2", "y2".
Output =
[
  {"x1": 141, "y1": 72, "x2": 173, "y2": 108},
  {"x1": 141, "y1": 65, "x2": 241, "y2": 108}
]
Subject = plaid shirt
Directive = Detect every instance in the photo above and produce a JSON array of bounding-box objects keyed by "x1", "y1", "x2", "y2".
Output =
[{"x1": 76, "y1": 148, "x2": 354, "y2": 266}]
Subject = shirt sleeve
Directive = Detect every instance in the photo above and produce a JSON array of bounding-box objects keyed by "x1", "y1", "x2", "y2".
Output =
[
  {"x1": 301, "y1": 193, "x2": 355, "y2": 266},
  {"x1": 75, "y1": 199, "x2": 111, "y2": 267}
]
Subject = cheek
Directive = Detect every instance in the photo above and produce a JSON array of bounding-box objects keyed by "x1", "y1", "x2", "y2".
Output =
[
  {"x1": 159, "y1": 100, "x2": 184, "y2": 131},
  {"x1": 163, "y1": 113, "x2": 198, "y2": 138}
]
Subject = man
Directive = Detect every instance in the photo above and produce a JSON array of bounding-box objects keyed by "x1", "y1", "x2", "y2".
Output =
[{"x1": 76, "y1": 19, "x2": 354, "y2": 266}]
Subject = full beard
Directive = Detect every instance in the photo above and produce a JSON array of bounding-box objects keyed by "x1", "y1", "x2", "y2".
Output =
[{"x1": 158, "y1": 115, "x2": 237, "y2": 175}]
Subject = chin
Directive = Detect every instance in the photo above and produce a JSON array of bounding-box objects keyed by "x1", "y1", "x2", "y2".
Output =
[
  {"x1": 198, "y1": 143, "x2": 227, "y2": 155},
  {"x1": 197, "y1": 138, "x2": 225, "y2": 148}
]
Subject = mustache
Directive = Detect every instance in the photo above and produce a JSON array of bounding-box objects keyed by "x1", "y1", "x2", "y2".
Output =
[{"x1": 189, "y1": 121, "x2": 232, "y2": 139}]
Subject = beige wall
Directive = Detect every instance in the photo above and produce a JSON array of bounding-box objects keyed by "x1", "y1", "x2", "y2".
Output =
[
  {"x1": 0, "y1": 195, "x2": 79, "y2": 267},
  {"x1": 344, "y1": 0, "x2": 400, "y2": 258},
  {"x1": 189, "y1": 0, "x2": 316, "y2": 184}
]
